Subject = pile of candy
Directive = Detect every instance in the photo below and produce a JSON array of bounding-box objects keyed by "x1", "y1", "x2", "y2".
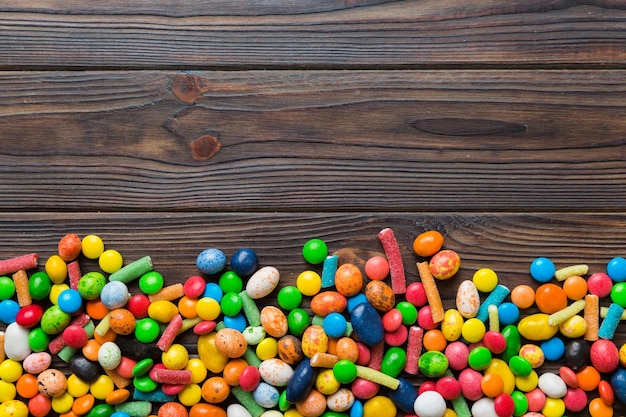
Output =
[{"x1": 0, "y1": 228, "x2": 624, "y2": 417}]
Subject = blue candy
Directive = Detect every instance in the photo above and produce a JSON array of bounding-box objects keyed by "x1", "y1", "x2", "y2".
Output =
[
  {"x1": 224, "y1": 312, "x2": 247, "y2": 332},
  {"x1": 498, "y1": 302, "x2": 520, "y2": 326},
  {"x1": 541, "y1": 336, "x2": 565, "y2": 361},
  {"x1": 530, "y1": 257, "x2": 556, "y2": 282},
  {"x1": 607, "y1": 257, "x2": 626, "y2": 282},
  {"x1": 196, "y1": 248, "x2": 226, "y2": 275},
  {"x1": 230, "y1": 248, "x2": 258, "y2": 277},
  {"x1": 346, "y1": 293, "x2": 368, "y2": 313},
  {"x1": 100, "y1": 281, "x2": 129, "y2": 310},
  {"x1": 0, "y1": 299, "x2": 19, "y2": 324},
  {"x1": 286, "y1": 357, "x2": 315, "y2": 403},
  {"x1": 350, "y1": 400, "x2": 364, "y2": 417},
  {"x1": 57, "y1": 288, "x2": 83, "y2": 314},
  {"x1": 253, "y1": 382, "x2": 280, "y2": 408},
  {"x1": 350, "y1": 302, "x2": 384, "y2": 346},
  {"x1": 389, "y1": 378, "x2": 418, "y2": 413},
  {"x1": 323, "y1": 312, "x2": 347, "y2": 338},
  {"x1": 611, "y1": 368, "x2": 626, "y2": 404},
  {"x1": 203, "y1": 282, "x2": 223, "y2": 302}
]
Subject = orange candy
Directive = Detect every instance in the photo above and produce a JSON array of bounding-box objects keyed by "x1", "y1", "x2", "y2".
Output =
[
  {"x1": 94, "y1": 328, "x2": 117, "y2": 345},
  {"x1": 335, "y1": 337, "x2": 359, "y2": 362},
  {"x1": 27, "y1": 393, "x2": 51, "y2": 417},
  {"x1": 563, "y1": 275, "x2": 588, "y2": 300},
  {"x1": 60, "y1": 412, "x2": 80, "y2": 417},
  {"x1": 576, "y1": 365, "x2": 601, "y2": 391},
  {"x1": 201, "y1": 377, "x2": 230, "y2": 403},
  {"x1": 158, "y1": 402, "x2": 189, "y2": 417},
  {"x1": 86, "y1": 299, "x2": 110, "y2": 320},
  {"x1": 413, "y1": 230, "x2": 444, "y2": 258},
  {"x1": 588, "y1": 397, "x2": 613, "y2": 417},
  {"x1": 334, "y1": 263, "x2": 363, "y2": 297},
  {"x1": 511, "y1": 285, "x2": 535, "y2": 309},
  {"x1": 481, "y1": 373, "x2": 504, "y2": 397},
  {"x1": 16, "y1": 374, "x2": 39, "y2": 399},
  {"x1": 105, "y1": 389, "x2": 130, "y2": 405},
  {"x1": 108, "y1": 308, "x2": 136, "y2": 335},
  {"x1": 423, "y1": 329, "x2": 447, "y2": 352},
  {"x1": 534, "y1": 283, "x2": 567, "y2": 314},
  {"x1": 178, "y1": 296, "x2": 199, "y2": 319},
  {"x1": 82, "y1": 339, "x2": 102, "y2": 361},
  {"x1": 72, "y1": 394, "x2": 95, "y2": 415},
  {"x1": 222, "y1": 359, "x2": 248, "y2": 386},
  {"x1": 190, "y1": 403, "x2": 227, "y2": 417}
]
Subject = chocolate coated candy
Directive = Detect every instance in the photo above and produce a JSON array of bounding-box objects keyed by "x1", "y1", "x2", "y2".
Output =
[
  {"x1": 350, "y1": 302, "x2": 384, "y2": 346},
  {"x1": 286, "y1": 358, "x2": 316, "y2": 403},
  {"x1": 70, "y1": 354, "x2": 103, "y2": 383}
]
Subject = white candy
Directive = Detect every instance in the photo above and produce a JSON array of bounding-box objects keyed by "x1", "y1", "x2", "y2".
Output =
[
  {"x1": 471, "y1": 397, "x2": 499, "y2": 417},
  {"x1": 252, "y1": 382, "x2": 280, "y2": 408},
  {"x1": 414, "y1": 390, "x2": 446, "y2": 417},
  {"x1": 246, "y1": 266, "x2": 280, "y2": 299},
  {"x1": 22, "y1": 352, "x2": 52, "y2": 374},
  {"x1": 227, "y1": 404, "x2": 252, "y2": 417},
  {"x1": 456, "y1": 280, "x2": 480, "y2": 318},
  {"x1": 538, "y1": 372, "x2": 568, "y2": 398},
  {"x1": 259, "y1": 358, "x2": 294, "y2": 387},
  {"x1": 4, "y1": 323, "x2": 31, "y2": 361}
]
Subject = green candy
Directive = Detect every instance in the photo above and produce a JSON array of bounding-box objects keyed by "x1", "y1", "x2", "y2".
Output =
[
  {"x1": 279, "y1": 390, "x2": 290, "y2": 412},
  {"x1": 77, "y1": 271, "x2": 106, "y2": 300},
  {"x1": 277, "y1": 285, "x2": 303, "y2": 310},
  {"x1": 132, "y1": 358, "x2": 154, "y2": 377},
  {"x1": 511, "y1": 390, "x2": 529, "y2": 416},
  {"x1": 219, "y1": 271, "x2": 243, "y2": 293},
  {"x1": 134, "y1": 318, "x2": 160, "y2": 344},
  {"x1": 220, "y1": 292, "x2": 243, "y2": 317},
  {"x1": 396, "y1": 301, "x2": 418, "y2": 325},
  {"x1": 0, "y1": 276, "x2": 15, "y2": 300},
  {"x1": 302, "y1": 238, "x2": 328, "y2": 264},
  {"x1": 418, "y1": 351, "x2": 448, "y2": 378},
  {"x1": 28, "y1": 327, "x2": 50, "y2": 352},
  {"x1": 333, "y1": 359, "x2": 357, "y2": 384},
  {"x1": 134, "y1": 374, "x2": 158, "y2": 392},
  {"x1": 40, "y1": 305, "x2": 71, "y2": 334},
  {"x1": 468, "y1": 346, "x2": 492, "y2": 371},
  {"x1": 28, "y1": 272, "x2": 52, "y2": 300},
  {"x1": 85, "y1": 404, "x2": 115, "y2": 417},
  {"x1": 381, "y1": 346, "x2": 407, "y2": 378},
  {"x1": 509, "y1": 355, "x2": 533, "y2": 377},
  {"x1": 287, "y1": 308, "x2": 310, "y2": 337},
  {"x1": 501, "y1": 324, "x2": 522, "y2": 362},
  {"x1": 138, "y1": 271, "x2": 164, "y2": 294}
]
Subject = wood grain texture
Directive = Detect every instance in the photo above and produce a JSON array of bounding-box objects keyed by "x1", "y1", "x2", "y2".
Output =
[
  {"x1": 1, "y1": 211, "x2": 626, "y2": 406},
  {"x1": 1, "y1": 0, "x2": 626, "y2": 69},
  {"x1": 1, "y1": 70, "x2": 626, "y2": 212}
]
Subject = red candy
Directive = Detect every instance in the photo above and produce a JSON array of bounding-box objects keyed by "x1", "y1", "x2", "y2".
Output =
[
  {"x1": 184, "y1": 275, "x2": 206, "y2": 299},
  {"x1": 151, "y1": 368, "x2": 193, "y2": 385},
  {"x1": 127, "y1": 294, "x2": 151, "y2": 319},
  {"x1": 435, "y1": 375, "x2": 461, "y2": 400},
  {"x1": 15, "y1": 304, "x2": 44, "y2": 328},
  {"x1": 384, "y1": 324, "x2": 408, "y2": 346},
  {"x1": 590, "y1": 339, "x2": 619, "y2": 373},
  {"x1": 382, "y1": 309, "x2": 403, "y2": 333},
  {"x1": 525, "y1": 387, "x2": 546, "y2": 412},
  {"x1": 417, "y1": 380, "x2": 436, "y2": 395},
  {"x1": 405, "y1": 282, "x2": 427, "y2": 307},
  {"x1": 27, "y1": 393, "x2": 52, "y2": 417},
  {"x1": 115, "y1": 356, "x2": 137, "y2": 379},
  {"x1": 559, "y1": 366, "x2": 579, "y2": 388},
  {"x1": 458, "y1": 368, "x2": 483, "y2": 401},
  {"x1": 417, "y1": 305, "x2": 438, "y2": 330},
  {"x1": 445, "y1": 341, "x2": 469, "y2": 371},
  {"x1": 598, "y1": 380, "x2": 614, "y2": 405},
  {"x1": 563, "y1": 387, "x2": 587, "y2": 412},
  {"x1": 587, "y1": 272, "x2": 613, "y2": 297},
  {"x1": 378, "y1": 228, "x2": 406, "y2": 294},
  {"x1": 239, "y1": 365, "x2": 261, "y2": 392},
  {"x1": 351, "y1": 377, "x2": 379, "y2": 399},
  {"x1": 0, "y1": 253, "x2": 38, "y2": 275},
  {"x1": 355, "y1": 342, "x2": 371, "y2": 366},
  {"x1": 62, "y1": 324, "x2": 89, "y2": 348},
  {"x1": 494, "y1": 393, "x2": 515, "y2": 417},
  {"x1": 364, "y1": 256, "x2": 390, "y2": 281},
  {"x1": 482, "y1": 331, "x2": 507, "y2": 354},
  {"x1": 193, "y1": 320, "x2": 217, "y2": 335},
  {"x1": 162, "y1": 383, "x2": 186, "y2": 395}
]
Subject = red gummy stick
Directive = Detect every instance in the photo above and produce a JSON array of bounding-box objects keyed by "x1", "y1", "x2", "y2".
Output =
[
  {"x1": 68, "y1": 260, "x2": 82, "y2": 291},
  {"x1": 157, "y1": 313, "x2": 183, "y2": 351},
  {"x1": 0, "y1": 253, "x2": 38, "y2": 276},
  {"x1": 405, "y1": 325, "x2": 424, "y2": 375},
  {"x1": 378, "y1": 228, "x2": 406, "y2": 294},
  {"x1": 151, "y1": 368, "x2": 193, "y2": 385},
  {"x1": 367, "y1": 341, "x2": 384, "y2": 371}
]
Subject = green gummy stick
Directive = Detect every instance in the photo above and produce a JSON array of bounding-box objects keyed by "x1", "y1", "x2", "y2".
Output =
[
  {"x1": 451, "y1": 395, "x2": 472, "y2": 417},
  {"x1": 232, "y1": 386, "x2": 266, "y2": 417},
  {"x1": 115, "y1": 401, "x2": 152, "y2": 417},
  {"x1": 240, "y1": 290, "x2": 261, "y2": 326},
  {"x1": 109, "y1": 256, "x2": 153, "y2": 283},
  {"x1": 243, "y1": 346, "x2": 262, "y2": 368},
  {"x1": 57, "y1": 346, "x2": 78, "y2": 363}
]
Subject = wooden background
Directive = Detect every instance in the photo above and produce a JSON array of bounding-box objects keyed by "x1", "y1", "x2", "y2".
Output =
[{"x1": 1, "y1": 1, "x2": 626, "y2": 416}]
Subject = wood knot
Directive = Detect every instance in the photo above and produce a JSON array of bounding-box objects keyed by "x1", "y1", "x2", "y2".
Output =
[
  {"x1": 171, "y1": 74, "x2": 206, "y2": 104},
  {"x1": 190, "y1": 134, "x2": 222, "y2": 161}
]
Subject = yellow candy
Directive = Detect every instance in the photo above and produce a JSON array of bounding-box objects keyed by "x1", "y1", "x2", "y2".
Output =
[
  {"x1": 0, "y1": 400, "x2": 28, "y2": 417},
  {"x1": 195, "y1": 298, "x2": 221, "y2": 321},
  {"x1": 485, "y1": 358, "x2": 515, "y2": 394},
  {"x1": 542, "y1": 397, "x2": 566, "y2": 417},
  {"x1": 443, "y1": 409, "x2": 458, "y2": 417},
  {"x1": 257, "y1": 337, "x2": 278, "y2": 360},
  {"x1": 0, "y1": 380, "x2": 16, "y2": 402},
  {"x1": 90, "y1": 374, "x2": 115, "y2": 400},
  {"x1": 296, "y1": 270, "x2": 322, "y2": 296},
  {"x1": 148, "y1": 299, "x2": 179, "y2": 323},
  {"x1": 620, "y1": 343, "x2": 626, "y2": 367},
  {"x1": 99, "y1": 249, "x2": 123, "y2": 274},
  {"x1": 558, "y1": 314, "x2": 587, "y2": 338},
  {"x1": 517, "y1": 313, "x2": 558, "y2": 341},
  {"x1": 0, "y1": 359, "x2": 23, "y2": 382},
  {"x1": 186, "y1": 358, "x2": 208, "y2": 384},
  {"x1": 198, "y1": 332, "x2": 228, "y2": 373},
  {"x1": 51, "y1": 391, "x2": 74, "y2": 413},
  {"x1": 519, "y1": 344, "x2": 545, "y2": 368},
  {"x1": 441, "y1": 309, "x2": 464, "y2": 342},
  {"x1": 178, "y1": 383, "x2": 202, "y2": 406},
  {"x1": 285, "y1": 408, "x2": 305, "y2": 417},
  {"x1": 49, "y1": 283, "x2": 70, "y2": 305},
  {"x1": 67, "y1": 374, "x2": 91, "y2": 397},
  {"x1": 315, "y1": 369, "x2": 340, "y2": 395},
  {"x1": 82, "y1": 234, "x2": 105, "y2": 259},
  {"x1": 461, "y1": 318, "x2": 486, "y2": 344},
  {"x1": 473, "y1": 268, "x2": 498, "y2": 292},
  {"x1": 363, "y1": 396, "x2": 397, "y2": 417},
  {"x1": 162, "y1": 343, "x2": 189, "y2": 370},
  {"x1": 45, "y1": 255, "x2": 68, "y2": 284},
  {"x1": 515, "y1": 369, "x2": 539, "y2": 392}
]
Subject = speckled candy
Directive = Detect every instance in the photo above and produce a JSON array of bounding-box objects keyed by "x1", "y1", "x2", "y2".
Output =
[
  {"x1": 40, "y1": 305, "x2": 70, "y2": 335},
  {"x1": 260, "y1": 306, "x2": 288, "y2": 338},
  {"x1": 350, "y1": 302, "x2": 384, "y2": 347},
  {"x1": 418, "y1": 351, "x2": 448, "y2": 378},
  {"x1": 327, "y1": 388, "x2": 355, "y2": 412},
  {"x1": 196, "y1": 248, "x2": 226, "y2": 275},
  {"x1": 252, "y1": 382, "x2": 280, "y2": 408},
  {"x1": 22, "y1": 352, "x2": 52, "y2": 374},
  {"x1": 259, "y1": 358, "x2": 293, "y2": 387},
  {"x1": 246, "y1": 266, "x2": 280, "y2": 299},
  {"x1": 98, "y1": 341, "x2": 122, "y2": 370},
  {"x1": 301, "y1": 325, "x2": 329, "y2": 357},
  {"x1": 77, "y1": 272, "x2": 107, "y2": 300},
  {"x1": 310, "y1": 291, "x2": 347, "y2": 317},
  {"x1": 456, "y1": 280, "x2": 480, "y2": 318},
  {"x1": 100, "y1": 281, "x2": 130, "y2": 310},
  {"x1": 36, "y1": 368, "x2": 67, "y2": 397}
]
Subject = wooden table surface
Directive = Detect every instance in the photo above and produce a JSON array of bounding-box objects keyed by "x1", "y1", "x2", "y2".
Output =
[{"x1": 2, "y1": 1, "x2": 626, "y2": 416}]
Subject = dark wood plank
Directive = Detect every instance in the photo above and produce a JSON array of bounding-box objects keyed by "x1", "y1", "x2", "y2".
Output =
[
  {"x1": 1, "y1": 211, "x2": 625, "y2": 417},
  {"x1": 1, "y1": 0, "x2": 625, "y2": 69},
  {"x1": 1, "y1": 70, "x2": 626, "y2": 212}
]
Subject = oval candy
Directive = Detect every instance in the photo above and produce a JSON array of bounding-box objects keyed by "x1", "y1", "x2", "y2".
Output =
[
  {"x1": 259, "y1": 358, "x2": 293, "y2": 387},
  {"x1": 4, "y1": 322, "x2": 31, "y2": 361},
  {"x1": 456, "y1": 280, "x2": 480, "y2": 319},
  {"x1": 246, "y1": 266, "x2": 280, "y2": 299},
  {"x1": 350, "y1": 303, "x2": 384, "y2": 347}
]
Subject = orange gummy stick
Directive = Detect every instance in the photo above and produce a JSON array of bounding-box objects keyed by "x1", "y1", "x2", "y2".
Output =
[{"x1": 417, "y1": 261, "x2": 444, "y2": 323}]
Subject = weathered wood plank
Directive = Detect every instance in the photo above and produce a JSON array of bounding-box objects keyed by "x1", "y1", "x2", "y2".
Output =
[
  {"x1": 2, "y1": 70, "x2": 626, "y2": 212},
  {"x1": 1, "y1": 0, "x2": 625, "y2": 68}
]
